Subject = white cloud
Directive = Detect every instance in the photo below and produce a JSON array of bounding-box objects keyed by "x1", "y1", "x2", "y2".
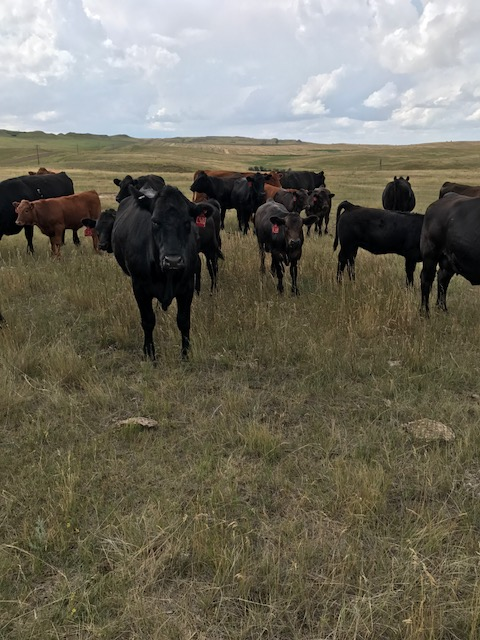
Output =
[
  {"x1": 291, "y1": 67, "x2": 346, "y2": 116},
  {"x1": 0, "y1": 0, "x2": 479, "y2": 143},
  {"x1": 33, "y1": 110, "x2": 58, "y2": 122},
  {"x1": 364, "y1": 82, "x2": 398, "y2": 108}
]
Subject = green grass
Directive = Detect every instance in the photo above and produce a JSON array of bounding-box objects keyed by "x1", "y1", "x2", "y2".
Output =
[{"x1": 1, "y1": 132, "x2": 480, "y2": 638}]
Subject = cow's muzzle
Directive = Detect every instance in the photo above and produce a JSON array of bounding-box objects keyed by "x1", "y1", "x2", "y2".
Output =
[
  {"x1": 288, "y1": 239, "x2": 301, "y2": 249},
  {"x1": 161, "y1": 255, "x2": 185, "y2": 270}
]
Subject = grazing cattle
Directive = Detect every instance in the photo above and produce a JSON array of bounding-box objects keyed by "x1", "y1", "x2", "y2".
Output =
[
  {"x1": 14, "y1": 190, "x2": 101, "y2": 256},
  {"x1": 382, "y1": 176, "x2": 416, "y2": 212},
  {"x1": 280, "y1": 170, "x2": 326, "y2": 191},
  {"x1": 231, "y1": 173, "x2": 267, "y2": 234},
  {"x1": 254, "y1": 201, "x2": 317, "y2": 294},
  {"x1": 305, "y1": 187, "x2": 335, "y2": 235},
  {"x1": 113, "y1": 174, "x2": 165, "y2": 202},
  {"x1": 28, "y1": 167, "x2": 56, "y2": 175},
  {"x1": 85, "y1": 185, "x2": 212, "y2": 360},
  {"x1": 0, "y1": 172, "x2": 74, "y2": 252},
  {"x1": 264, "y1": 184, "x2": 309, "y2": 214},
  {"x1": 333, "y1": 201, "x2": 424, "y2": 285},
  {"x1": 420, "y1": 194, "x2": 480, "y2": 315},
  {"x1": 439, "y1": 181, "x2": 480, "y2": 198}
]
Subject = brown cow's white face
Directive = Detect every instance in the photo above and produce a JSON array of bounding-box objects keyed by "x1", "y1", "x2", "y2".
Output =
[{"x1": 14, "y1": 200, "x2": 35, "y2": 226}]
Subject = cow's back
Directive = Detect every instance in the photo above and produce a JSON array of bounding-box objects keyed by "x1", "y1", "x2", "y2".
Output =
[{"x1": 0, "y1": 172, "x2": 74, "y2": 236}]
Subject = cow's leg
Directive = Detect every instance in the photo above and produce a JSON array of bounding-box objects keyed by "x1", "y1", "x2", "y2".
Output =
[
  {"x1": 91, "y1": 228, "x2": 99, "y2": 252},
  {"x1": 420, "y1": 257, "x2": 437, "y2": 316},
  {"x1": 274, "y1": 258, "x2": 284, "y2": 294},
  {"x1": 73, "y1": 229, "x2": 81, "y2": 246},
  {"x1": 347, "y1": 257, "x2": 355, "y2": 281},
  {"x1": 259, "y1": 245, "x2": 266, "y2": 274},
  {"x1": 206, "y1": 255, "x2": 216, "y2": 293},
  {"x1": 324, "y1": 213, "x2": 330, "y2": 235},
  {"x1": 24, "y1": 226, "x2": 34, "y2": 253},
  {"x1": 436, "y1": 256, "x2": 454, "y2": 311},
  {"x1": 176, "y1": 288, "x2": 194, "y2": 359},
  {"x1": 290, "y1": 261, "x2": 299, "y2": 295},
  {"x1": 50, "y1": 234, "x2": 63, "y2": 258},
  {"x1": 237, "y1": 210, "x2": 243, "y2": 233},
  {"x1": 405, "y1": 257, "x2": 417, "y2": 287},
  {"x1": 194, "y1": 256, "x2": 201, "y2": 296},
  {"x1": 221, "y1": 207, "x2": 226, "y2": 230},
  {"x1": 133, "y1": 283, "x2": 156, "y2": 360}
]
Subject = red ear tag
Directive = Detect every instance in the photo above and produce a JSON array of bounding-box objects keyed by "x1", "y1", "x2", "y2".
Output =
[
  {"x1": 196, "y1": 214, "x2": 207, "y2": 227},
  {"x1": 272, "y1": 224, "x2": 279, "y2": 234},
  {"x1": 84, "y1": 227, "x2": 93, "y2": 237}
]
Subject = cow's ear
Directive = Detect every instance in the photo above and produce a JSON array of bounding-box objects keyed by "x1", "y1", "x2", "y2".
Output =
[
  {"x1": 406, "y1": 176, "x2": 410, "y2": 181},
  {"x1": 12, "y1": 201, "x2": 20, "y2": 209},
  {"x1": 82, "y1": 218, "x2": 97, "y2": 229},
  {"x1": 303, "y1": 215, "x2": 318, "y2": 227},
  {"x1": 270, "y1": 215, "x2": 286, "y2": 226},
  {"x1": 113, "y1": 178, "x2": 121, "y2": 186},
  {"x1": 330, "y1": 192, "x2": 336, "y2": 199}
]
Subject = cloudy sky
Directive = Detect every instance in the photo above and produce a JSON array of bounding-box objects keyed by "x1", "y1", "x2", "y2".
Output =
[{"x1": 2, "y1": 0, "x2": 480, "y2": 144}]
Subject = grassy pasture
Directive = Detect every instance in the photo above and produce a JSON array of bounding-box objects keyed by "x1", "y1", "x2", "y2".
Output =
[{"x1": 1, "y1": 132, "x2": 480, "y2": 639}]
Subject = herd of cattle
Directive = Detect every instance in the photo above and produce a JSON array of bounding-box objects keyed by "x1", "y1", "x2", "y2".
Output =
[{"x1": 0, "y1": 166, "x2": 479, "y2": 359}]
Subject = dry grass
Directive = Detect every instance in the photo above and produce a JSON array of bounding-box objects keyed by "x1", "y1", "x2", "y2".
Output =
[{"x1": 1, "y1": 135, "x2": 480, "y2": 638}]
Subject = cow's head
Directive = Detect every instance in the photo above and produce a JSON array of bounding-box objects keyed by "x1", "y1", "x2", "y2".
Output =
[
  {"x1": 13, "y1": 200, "x2": 35, "y2": 225},
  {"x1": 247, "y1": 173, "x2": 267, "y2": 206},
  {"x1": 82, "y1": 208, "x2": 116, "y2": 252},
  {"x1": 147, "y1": 185, "x2": 213, "y2": 272},
  {"x1": 309, "y1": 187, "x2": 335, "y2": 212},
  {"x1": 270, "y1": 213, "x2": 318, "y2": 254},
  {"x1": 189, "y1": 171, "x2": 212, "y2": 196},
  {"x1": 113, "y1": 175, "x2": 136, "y2": 203}
]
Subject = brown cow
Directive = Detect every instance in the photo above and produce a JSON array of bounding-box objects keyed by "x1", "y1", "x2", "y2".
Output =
[
  {"x1": 14, "y1": 190, "x2": 101, "y2": 257},
  {"x1": 439, "y1": 181, "x2": 480, "y2": 198},
  {"x1": 28, "y1": 167, "x2": 56, "y2": 175}
]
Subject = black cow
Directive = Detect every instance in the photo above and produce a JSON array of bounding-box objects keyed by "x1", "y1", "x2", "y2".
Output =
[
  {"x1": 305, "y1": 187, "x2": 335, "y2": 235},
  {"x1": 333, "y1": 201, "x2": 424, "y2": 286},
  {"x1": 231, "y1": 173, "x2": 267, "y2": 234},
  {"x1": 382, "y1": 176, "x2": 416, "y2": 212},
  {"x1": 113, "y1": 174, "x2": 165, "y2": 203},
  {"x1": 254, "y1": 201, "x2": 317, "y2": 295},
  {"x1": 439, "y1": 181, "x2": 480, "y2": 198},
  {"x1": 84, "y1": 186, "x2": 211, "y2": 360},
  {"x1": 420, "y1": 194, "x2": 480, "y2": 315},
  {"x1": 0, "y1": 171, "x2": 74, "y2": 252},
  {"x1": 194, "y1": 198, "x2": 224, "y2": 292},
  {"x1": 280, "y1": 170, "x2": 326, "y2": 191},
  {"x1": 189, "y1": 171, "x2": 242, "y2": 230}
]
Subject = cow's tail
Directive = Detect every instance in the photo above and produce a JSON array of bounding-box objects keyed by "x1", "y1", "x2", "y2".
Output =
[
  {"x1": 217, "y1": 247, "x2": 225, "y2": 261},
  {"x1": 333, "y1": 200, "x2": 353, "y2": 251}
]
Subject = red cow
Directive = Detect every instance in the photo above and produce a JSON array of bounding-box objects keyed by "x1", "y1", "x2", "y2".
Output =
[{"x1": 14, "y1": 190, "x2": 101, "y2": 257}]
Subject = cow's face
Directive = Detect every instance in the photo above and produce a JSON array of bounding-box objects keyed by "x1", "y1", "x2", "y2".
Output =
[
  {"x1": 310, "y1": 188, "x2": 334, "y2": 213},
  {"x1": 113, "y1": 175, "x2": 135, "y2": 202},
  {"x1": 151, "y1": 186, "x2": 211, "y2": 272},
  {"x1": 248, "y1": 173, "x2": 267, "y2": 206},
  {"x1": 190, "y1": 173, "x2": 211, "y2": 195},
  {"x1": 270, "y1": 213, "x2": 304, "y2": 252},
  {"x1": 13, "y1": 200, "x2": 35, "y2": 225},
  {"x1": 82, "y1": 209, "x2": 116, "y2": 252}
]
